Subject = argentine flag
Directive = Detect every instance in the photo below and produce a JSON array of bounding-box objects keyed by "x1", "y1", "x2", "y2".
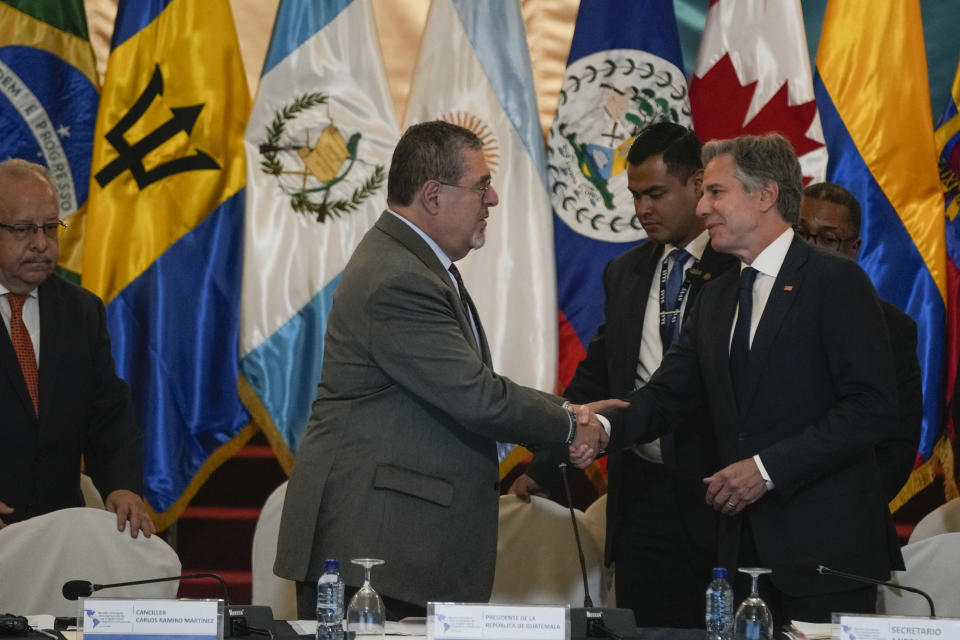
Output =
[
  {"x1": 240, "y1": 0, "x2": 400, "y2": 461},
  {"x1": 404, "y1": 0, "x2": 558, "y2": 466}
]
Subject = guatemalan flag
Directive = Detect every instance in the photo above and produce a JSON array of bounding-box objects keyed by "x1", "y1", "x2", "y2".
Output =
[
  {"x1": 404, "y1": 0, "x2": 557, "y2": 467},
  {"x1": 690, "y1": 0, "x2": 826, "y2": 184},
  {"x1": 551, "y1": 0, "x2": 691, "y2": 386},
  {"x1": 82, "y1": 0, "x2": 251, "y2": 527},
  {"x1": 0, "y1": 0, "x2": 99, "y2": 280},
  {"x1": 936, "y1": 58, "x2": 960, "y2": 499},
  {"x1": 815, "y1": 0, "x2": 947, "y2": 508},
  {"x1": 239, "y1": 0, "x2": 400, "y2": 461}
]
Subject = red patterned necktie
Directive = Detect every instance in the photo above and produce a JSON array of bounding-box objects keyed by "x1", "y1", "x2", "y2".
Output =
[{"x1": 7, "y1": 293, "x2": 39, "y2": 414}]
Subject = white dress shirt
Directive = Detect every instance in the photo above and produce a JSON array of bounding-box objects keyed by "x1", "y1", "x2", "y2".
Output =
[
  {"x1": 0, "y1": 284, "x2": 40, "y2": 362},
  {"x1": 633, "y1": 229, "x2": 711, "y2": 463},
  {"x1": 731, "y1": 227, "x2": 795, "y2": 487}
]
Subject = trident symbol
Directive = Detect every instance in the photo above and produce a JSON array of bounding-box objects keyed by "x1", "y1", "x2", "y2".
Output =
[{"x1": 95, "y1": 64, "x2": 220, "y2": 189}]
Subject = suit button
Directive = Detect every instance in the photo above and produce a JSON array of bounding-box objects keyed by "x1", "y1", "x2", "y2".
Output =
[{"x1": 737, "y1": 432, "x2": 747, "y2": 440}]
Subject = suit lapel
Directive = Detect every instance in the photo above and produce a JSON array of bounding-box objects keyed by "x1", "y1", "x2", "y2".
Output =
[
  {"x1": 375, "y1": 212, "x2": 486, "y2": 362},
  {"x1": 37, "y1": 279, "x2": 62, "y2": 423},
  {"x1": 612, "y1": 244, "x2": 660, "y2": 393},
  {"x1": 739, "y1": 237, "x2": 808, "y2": 414}
]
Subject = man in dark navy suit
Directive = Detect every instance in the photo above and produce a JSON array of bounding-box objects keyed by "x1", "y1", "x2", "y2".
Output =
[{"x1": 607, "y1": 134, "x2": 903, "y2": 624}]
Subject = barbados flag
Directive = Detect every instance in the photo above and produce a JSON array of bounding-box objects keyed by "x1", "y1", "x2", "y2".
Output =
[
  {"x1": 0, "y1": 0, "x2": 97, "y2": 280},
  {"x1": 82, "y1": 0, "x2": 251, "y2": 527},
  {"x1": 815, "y1": 0, "x2": 948, "y2": 509},
  {"x1": 550, "y1": 0, "x2": 690, "y2": 387},
  {"x1": 936, "y1": 58, "x2": 960, "y2": 500},
  {"x1": 239, "y1": 0, "x2": 400, "y2": 461}
]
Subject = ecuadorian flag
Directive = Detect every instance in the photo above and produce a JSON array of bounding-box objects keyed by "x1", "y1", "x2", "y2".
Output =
[
  {"x1": 936, "y1": 58, "x2": 960, "y2": 499},
  {"x1": 0, "y1": 0, "x2": 98, "y2": 279},
  {"x1": 815, "y1": 0, "x2": 949, "y2": 508},
  {"x1": 82, "y1": 0, "x2": 251, "y2": 527}
]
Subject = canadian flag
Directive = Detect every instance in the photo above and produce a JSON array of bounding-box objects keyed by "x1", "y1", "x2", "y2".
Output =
[{"x1": 690, "y1": 0, "x2": 826, "y2": 184}]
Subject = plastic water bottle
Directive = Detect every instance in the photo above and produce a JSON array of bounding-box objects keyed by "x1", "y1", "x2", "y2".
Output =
[
  {"x1": 316, "y1": 559, "x2": 344, "y2": 640},
  {"x1": 705, "y1": 567, "x2": 734, "y2": 640}
]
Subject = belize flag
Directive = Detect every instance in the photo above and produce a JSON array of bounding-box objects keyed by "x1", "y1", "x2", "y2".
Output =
[
  {"x1": 239, "y1": 0, "x2": 400, "y2": 460},
  {"x1": 815, "y1": 0, "x2": 948, "y2": 509},
  {"x1": 0, "y1": 0, "x2": 98, "y2": 280},
  {"x1": 550, "y1": 0, "x2": 691, "y2": 387},
  {"x1": 82, "y1": 0, "x2": 251, "y2": 527}
]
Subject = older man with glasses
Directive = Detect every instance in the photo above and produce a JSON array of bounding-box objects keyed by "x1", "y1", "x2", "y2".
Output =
[{"x1": 0, "y1": 158, "x2": 153, "y2": 538}]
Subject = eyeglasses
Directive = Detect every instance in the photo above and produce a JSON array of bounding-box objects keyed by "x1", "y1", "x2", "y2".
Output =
[
  {"x1": 0, "y1": 220, "x2": 67, "y2": 241},
  {"x1": 793, "y1": 225, "x2": 854, "y2": 251},
  {"x1": 436, "y1": 180, "x2": 492, "y2": 200}
]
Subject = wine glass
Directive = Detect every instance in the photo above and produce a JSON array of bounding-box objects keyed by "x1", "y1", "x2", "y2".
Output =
[
  {"x1": 734, "y1": 567, "x2": 773, "y2": 640},
  {"x1": 346, "y1": 558, "x2": 386, "y2": 640}
]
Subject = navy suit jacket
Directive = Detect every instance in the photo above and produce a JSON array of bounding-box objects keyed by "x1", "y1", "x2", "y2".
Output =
[
  {"x1": 610, "y1": 236, "x2": 903, "y2": 596},
  {"x1": 529, "y1": 239, "x2": 737, "y2": 563},
  {"x1": 0, "y1": 275, "x2": 141, "y2": 523}
]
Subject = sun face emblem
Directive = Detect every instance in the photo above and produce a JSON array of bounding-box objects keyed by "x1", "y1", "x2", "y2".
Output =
[{"x1": 440, "y1": 112, "x2": 500, "y2": 174}]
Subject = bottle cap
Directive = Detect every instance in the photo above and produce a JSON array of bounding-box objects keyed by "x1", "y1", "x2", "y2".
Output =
[
  {"x1": 712, "y1": 567, "x2": 727, "y2": 579},
  {"x1": 324, "y1": 559, "x2": 339, "y2": 572}
]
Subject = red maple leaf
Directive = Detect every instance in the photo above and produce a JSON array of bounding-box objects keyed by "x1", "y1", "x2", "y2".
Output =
[{"x1": 690, "y1": 53, "x2": 824, "y2": 179}]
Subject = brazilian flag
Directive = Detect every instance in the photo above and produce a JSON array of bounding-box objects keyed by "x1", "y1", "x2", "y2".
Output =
[{"x1": 0, "y1": 0, "x2": 97, "y2": 280}]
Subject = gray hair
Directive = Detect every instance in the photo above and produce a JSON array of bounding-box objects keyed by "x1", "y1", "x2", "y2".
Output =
[
  {"x1": 387, "y1": 121, "x2": 484, "y2": 207},
  {"x1": 702, "y1": 134, "x2": 802, "y2": 223},
  {"x1": 0, "y1": 158, "x2": 57, "y2": 195}
]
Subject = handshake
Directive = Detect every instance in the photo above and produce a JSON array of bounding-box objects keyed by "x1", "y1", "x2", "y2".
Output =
[{"x1": 566, "y1": 398, "x2": 630, "y2": 469}]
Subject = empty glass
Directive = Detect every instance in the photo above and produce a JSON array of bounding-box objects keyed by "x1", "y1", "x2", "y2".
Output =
[
  {"x1": 734, "y1": 567, "x2": 773, "y2": 640},
  {"x1": 346, "y1": 558, "x2": 386, "y2": 640}
]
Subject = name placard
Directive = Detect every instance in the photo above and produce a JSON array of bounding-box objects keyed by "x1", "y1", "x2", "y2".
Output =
[
  {"x1": 81, "y1": 598, "x2": 222, "y2": 640},
  {"x1": 838, "y1": 614, "x2": 960, "y2": 640},
  {"x1": 428, "y1": 603, "x2": 567, "y2": 640}
]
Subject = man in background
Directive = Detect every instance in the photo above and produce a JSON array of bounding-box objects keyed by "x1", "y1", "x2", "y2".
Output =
[
  {"x1": 797, "y1": 182, "x2": 922, "y2": 501},
  {"x1": 275, "y1": 121, "x2": 608, "y2": 619},
  {"x1": 512, "y1": 122, "x2": 737, "y2": 627},
  {"x1": 0, "y1": 158, "x2": 152, "y2": 538}
]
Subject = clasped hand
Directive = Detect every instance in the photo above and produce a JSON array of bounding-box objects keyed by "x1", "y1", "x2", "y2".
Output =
[{"x1": 567, "y1": 398, "x2": 630, "y2": 468}]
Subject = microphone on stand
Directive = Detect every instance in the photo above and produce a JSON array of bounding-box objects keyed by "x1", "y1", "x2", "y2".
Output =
[
  {"x1": 62, "y1": 573, "x2": 232, "y2": 603},
  {"x1": 813, "y1": 563, "x2": 935, "y2": 618},
  {"x1": 559, "y1": 463, "x2": 636, "y2": 640},
  {"x1": 61, "y1": 573, "x2": 267, "y2": 638}
]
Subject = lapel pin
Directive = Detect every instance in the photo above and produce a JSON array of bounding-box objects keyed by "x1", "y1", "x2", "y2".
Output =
[{"x1": 783, "y1": 285, "x2": 794, "y2": 291}]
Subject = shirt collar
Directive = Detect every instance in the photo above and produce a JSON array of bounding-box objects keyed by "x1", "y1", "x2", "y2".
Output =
[
  {"x1": 388, "y1": 209, "x2": 453, "y2": 271},
  {"x1": 0, "y1": 283, "x2": 39, "y2": 300},
  {"x1": 664, "y1": 228, "x2": 710, "y2": 262},
  {"x1": 742, "y1": 227, "x2": 794, "y2": 278}
]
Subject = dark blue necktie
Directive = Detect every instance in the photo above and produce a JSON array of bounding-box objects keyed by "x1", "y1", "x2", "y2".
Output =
[
  {"x1": 729, "y1": 266, "x2": 758, "y2": 408},
  {"x1": 660, "y1": 248, "x2": 692, "y2": 352}
]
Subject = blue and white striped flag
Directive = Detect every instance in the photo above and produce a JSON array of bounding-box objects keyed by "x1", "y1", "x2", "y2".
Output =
[
  {"x1": 240, "y1": 0, "x2": 400, "y2": 459},
  {"x1": 404, "y1": 0, "x2": 558, "y2": 466}
]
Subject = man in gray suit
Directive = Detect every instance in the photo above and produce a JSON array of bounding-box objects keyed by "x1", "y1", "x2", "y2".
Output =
[{"x1": 275, "y1": 121, "x2": 609, "y2": 619}]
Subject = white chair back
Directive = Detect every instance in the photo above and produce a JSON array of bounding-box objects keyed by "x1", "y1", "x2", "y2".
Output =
[
  {"x1": 491, "y1": 495, "x2": 605, "y2": 607},
  {"x1": 251, "y1": 481, "x2": 297, "y2": 620},
  {"x1": 908, "y1": 498, "x2": 960, "y2": 544},
  {"x1": 0, "y1": 507, "x2": 180, "y2": 616},
  {"x1": 877, "y1": 531, "x2": 960, "y2": 618}
]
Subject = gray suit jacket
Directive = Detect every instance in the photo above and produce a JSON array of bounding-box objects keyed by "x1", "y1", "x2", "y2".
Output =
[{"x1": 275, "y1": 211, "x2": 570, "y2": 605}]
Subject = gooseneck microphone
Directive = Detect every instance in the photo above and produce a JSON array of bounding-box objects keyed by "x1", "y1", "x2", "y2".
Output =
[
  {"x1": 62, "y1": 573, "x2": 232, "y2": 604},
  {"x1": 815, "y1": 563, "x2": 935, "y2": 618},
  {"x1": 559, "y1": 462, "x2": 594, "y2": 609}
]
